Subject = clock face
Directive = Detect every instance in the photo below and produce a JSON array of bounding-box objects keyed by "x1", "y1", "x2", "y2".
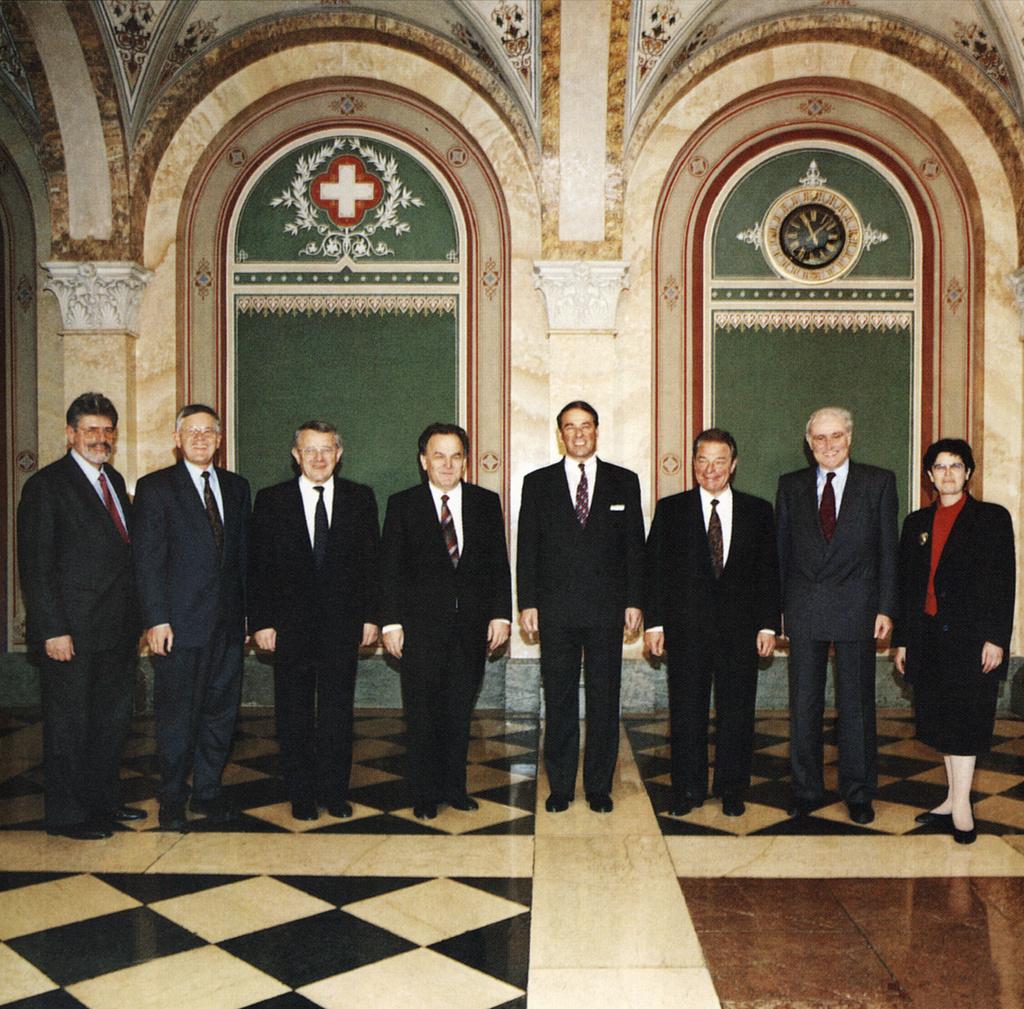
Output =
[
  {"x1": 762, "y1": 186, "x2": 863, "y2": 284},
  {"x1": 780, "y1": 203, "x2": 846, "y2": 268}
]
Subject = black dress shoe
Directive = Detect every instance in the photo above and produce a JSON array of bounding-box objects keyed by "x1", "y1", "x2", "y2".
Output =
[
  {"x1": 545, "y1": 794, "x2": 571, "y2": 813},
  {"x1": 668, "y1": 796, "x2": 703, "y2": 816},
  {"x1": 953, "y1": 824, "x2": 977, "y2": 845},
  {"x1": 787, "y1": 797, "x2": 823, "y2": 817},
  {"x1": 847, "y1": 801, "x2": 875, "y2": 825},
  {"x1": 914, "y1": 810, "x2": 953, "y2": 827},
  {"x1": 413, "y1": 802, "x2": 438, "y2": 820},
  {"x1": 47, "y1": 822, "x2": 113, "y2": 840},
  {"x1": 109, "y1": 805, "x2": 147, "y2": 822},
  {"x1": 189, "y1": 796, "x2": 237, "y2": 823},
  {"x1": 291, "y1": 799, "x2": 319, "y2": 821},
  {"x1": 587, "y1": 793, "x2": 613, "y2": 813},
  {"x1": 327, "y1": 800, "x2": 353, "y2": 819},
  {"x1": 447, "y1": 794, "x2": 479, "y2": 811},
  {"x1": 158, "y1": 804, "x2": 188, "y2": 832},
  {"x1": 721, "y1": 796, "x2": 745, "y2": 817}
]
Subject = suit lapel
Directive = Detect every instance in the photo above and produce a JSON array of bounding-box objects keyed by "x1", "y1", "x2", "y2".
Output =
[
  {"x1": 288, "y1": 479, "x2": 314, "y2": 561},
  {"x1": 686, "y1": 490, "x2": 716, "y2": 579},
  {"x1": 174, "y1": 462, "x2": 219, "y2": 555},
  {"x1": 830, "y1": 463, "x2": 865, "y2": 547},
  {"x1": 935, "y1": 495, "x2": 974, "y2": 583},
  {"x1": 416, "y1": 483, "x2": 451, "y2": 565},
  {"x1": 62, "y1": 454, "x2": 124, "y2": 545}
]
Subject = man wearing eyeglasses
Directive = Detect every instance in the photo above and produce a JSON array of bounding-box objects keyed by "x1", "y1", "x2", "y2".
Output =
[
  {"x1": 134, "y1": 404, "x2": 251, "y2": 831},
  {"x1": 776, "y1": 406, "x2": 898, "y2": 825},
  {"x1": 17, "y1": 392, "x2": 142, "y2": 839},
  {"x1": 644, "y1": 428, "x2": 780, "y2": 819},
  {"x1": 248, "y1": 421, "x2": 380, "y2": 821}
]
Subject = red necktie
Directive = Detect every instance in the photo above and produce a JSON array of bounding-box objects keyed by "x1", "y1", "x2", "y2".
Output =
[
  {"x1": 819, "y1": 472, "x2": 837, "y2": 541},
  {"x1": 98, "y1": 471, "x2": 129, "y2": 544}
]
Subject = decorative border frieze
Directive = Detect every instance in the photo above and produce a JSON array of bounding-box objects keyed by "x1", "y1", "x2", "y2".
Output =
[
  {"x1": 235, "y1": 293, "x2": 457, "y2": 316},
  {"x1": 713, "y1": 310, "x2": 913, "y2": 331},
  {"x1": 42, "y1": 261, "x2": 152, "y2": 335},
  {"x1": 532, "y1": 260, "x2": 630, "y2": 334}
]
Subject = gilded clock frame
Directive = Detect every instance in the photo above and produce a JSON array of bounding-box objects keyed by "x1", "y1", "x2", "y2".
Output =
[{"x1": 762, "y1": 185, "x2": 864, "y2": 284}]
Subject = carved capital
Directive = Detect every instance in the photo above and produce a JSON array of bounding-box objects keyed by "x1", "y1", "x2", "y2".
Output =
[
  {"x1": 532, "y1": 260, "x2": 629, "y2": 335},
  {"x1": 1009, "y1": 267, "x2": 1024, "y2": 341},
  {"x1": 42, "y1": 261, "x2": 152, "y2": 335}
]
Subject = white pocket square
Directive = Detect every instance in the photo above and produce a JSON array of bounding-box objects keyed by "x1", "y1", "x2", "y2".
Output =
[{"x1": 609, "y1": 503, "x2": 625, "y2": 511}]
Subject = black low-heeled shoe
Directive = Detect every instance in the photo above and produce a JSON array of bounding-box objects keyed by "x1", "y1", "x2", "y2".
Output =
[
  {"x1": 914, "y1": 810, "x2": 953, "y2": 827},
  {"x1": 953, "y1": 824, "x2": 977, "y2": 845}
]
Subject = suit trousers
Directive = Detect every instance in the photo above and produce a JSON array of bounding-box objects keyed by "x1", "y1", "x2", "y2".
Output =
[
  {"x1": 540, "y1": 624, "x2": 623, "y2": 798},
  {"x1": 153, "y1": 623, "x2": 242, "y2": 805},
  {"x1": 668, "y1": 642, "x2": 758, "y2": 803},
  {"x1": 401, "y1": 624, "x2": 486, "y2": 804},
  {"x1": 39, "y1": 647, "x2": 135, "y2": 827},
  {"x1": 275, "y1": 646, "x2": 358, "y2": 803},
  {"x1": 788, "y1": 638, "x2": 877, "y2": 805}
]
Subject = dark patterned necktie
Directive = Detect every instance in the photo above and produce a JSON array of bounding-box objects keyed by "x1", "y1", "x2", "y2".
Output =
[
  {"x1": 98, "y1": 471, "x2": 130, "y2": 544},
  {"x1": 820, "y1": 471, "x2": 837, "y2": 541},
  {"x1": 441, "y1": 494, "x2": 459, "y2": 567},
  {"x1": 575, "y1": 462, "x2": 589, "y2": 527},
  {"x1": 202, "y1": 470, "x2": 224, "y2": 551},
  {"x1": 313, "y1": 485, "x2": 329, "y2": 570},
  {"x1": 708, "y1": 498, "x2": 724, "y2": 577}
]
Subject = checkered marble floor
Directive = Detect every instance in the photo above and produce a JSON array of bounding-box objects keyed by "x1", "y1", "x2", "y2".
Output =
[
  {"x1": 625, "y1": 708, "x2": 1024, "y2": 838},
  {"x1": 0, "y1": 710, "x2": 538, "y2": 838}
]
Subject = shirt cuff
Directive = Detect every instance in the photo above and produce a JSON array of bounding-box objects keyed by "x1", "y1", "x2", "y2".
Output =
[{"x1": 381, "y1": 624, "x2": 402, "y2": 635}]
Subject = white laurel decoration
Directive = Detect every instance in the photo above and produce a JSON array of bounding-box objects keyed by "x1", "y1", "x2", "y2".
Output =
[
  {"x1": 800, "y1": 160, "x2": 827, "y2": 186},
  {"x1": 736, "y1": 224, "x2": 762, "y2": 249},
  {"x1": 862, "y1": 224, "x2": 889, "y2": 251},
  {"x1": 236, "y1": 294, "x2": 456, "y2": 316},
  {"x1": 270, "y1": 137, "x2": 424, "y2": 261}
]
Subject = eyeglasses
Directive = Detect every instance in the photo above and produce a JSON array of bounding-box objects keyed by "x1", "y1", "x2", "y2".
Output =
[
  {"x1": 931, "y1": 462, "x2": 965, "y2": 474},
  {"x1": 78, "y1": 425, "x2": 116, "y2": 437},
  {"x1": 299, "y1": 447, "x2": 338, "y2": 458},
  {"x1": 180, "y1": 426, "x2": 219, "y2": 439}
]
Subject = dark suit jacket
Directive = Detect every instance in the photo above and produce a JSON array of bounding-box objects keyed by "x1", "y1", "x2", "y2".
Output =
[
  {"x1": 133, "y1": 461, "x2": 250, "y2": 648},
  {"x1": 379, "y1": 481, "x2": 511, "y2": 645},
  {"x1": 775, "y1": 461, "x2": 898, "y2": 641},
  {"x1": 17, "y1": 453, "x2": 136, "y2": 652},
  {"x1": 893, "y1": 495, "x2": 1015, "y2": 681},
  {"x1": 248, "y1": 476, "x2": 380, "y2": 660},
  {"x1": 644, "y1": 488, "x2": 780, "y2": 659},
  {"x1": 517, "y1": 458, "x2": 645, "y2": 628}
]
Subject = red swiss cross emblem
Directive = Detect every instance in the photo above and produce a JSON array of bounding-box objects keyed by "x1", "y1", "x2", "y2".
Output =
[{"x1": 310, "y1": 155, "x2": 383, "y2": 228}]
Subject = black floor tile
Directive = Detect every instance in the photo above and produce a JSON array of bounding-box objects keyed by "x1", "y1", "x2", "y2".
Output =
[
  {"x1": 456, "y1": 877, "x2": 532, "y2": 906},
  {"x1": 277, "y1": 874, "x2": 429, "y2": 907},
  {"x1": 492, "y1": 997, "x2": 528, "y2": 1009},
  {"x1": 623, "y1": 728, "x2": 667, "y2": 751},
  {"x1": 244, "y1": 995, "x2": 322, "y2": 1009},
  {"x1": 308, "y1": 813, "x2": 447, "y2": 835},
  {"x1": 748, "y1": 753, "x2": 792, "y2": 778},
  {"x1": 494, "y1": 728, "x2": 540, "y2": 750},
  {"x1": 875, "y1": 778, "x2": 948, "y2": 808},
  {"x1": 231, "y1": 753, "x2": 284, "y2": 777},
  {"x1": 476, "y1": 754, "x2": 540, "y2": 773},
  {"x1": 473, "y1": 782, "x2": 537, "y2": 812},
  {"x1": 430, "y1": 912, "x2": 531, "y2": 989},
  {"x1": 219, "y1": 909, "x2": 416, "y2": 987},
  {"x1": 356, "y1": 753, "x2": 408, "y2": 777},
  {"x1": 345, "y1": 777, "x2": 417, "y2": 812},
  {"x1": 8, "y1": 908, "x2": 205, "y2": 986},
  {"x1": 95, "y1": 872, "x2": 249, "y2": 903},
  {"x1": 744, "y1": 779, "x2": 793, "y2": 809},
  {"x1": 0, "y1": 774, "x2": 44, "y2": 798},
  {"x1": 464, "y1": 815, "x2": 535, "y2": 836},
  {"x1": 874, "y1": 754, "x2": 936, "y2": 778},
  {"x1": 750, "y1": 816, "x2": 882, "y2": 836},
  {"x1": 655, "y1": 816, "x2": 735, "y2": 836},
  {"x1": 0, "y1": 871, "x2": 72, "y2": 893},
  {"x1": 180, "y1": 812, "x2": 289, "y2": 834},
  {"x1": 1, "y1": 990, "x2": 89, "y2": 1008},
  {"x1": 975, "y1": 750, "x2": 1024, "y2": 773},
  {"x1": 218, "y1": 776, "x2": 291, "y2": 810}
]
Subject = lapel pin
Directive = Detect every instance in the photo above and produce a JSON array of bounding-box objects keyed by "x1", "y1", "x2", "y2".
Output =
[{"x1": 919, "y1": 531, "x2": 929, "y2": 545}]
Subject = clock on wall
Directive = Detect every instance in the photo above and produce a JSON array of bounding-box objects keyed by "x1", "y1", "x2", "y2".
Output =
[{"x1": 762, "y1": 185, "x2": 863, "y2": 284}]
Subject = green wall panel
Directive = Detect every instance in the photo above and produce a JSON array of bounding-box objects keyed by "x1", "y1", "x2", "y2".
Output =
[
  {"x1": 714, "y1": 149, "x2": 912, "y2": 279},
  {"x1": 235, "y1": 306, "x2": 458, "y2": 518},
  {"x1": 237, "y1": 136, "x2": 458, "y2": 263},
  {"x1": 712, "y1": 322, "x2": 913, "y2": 517}
]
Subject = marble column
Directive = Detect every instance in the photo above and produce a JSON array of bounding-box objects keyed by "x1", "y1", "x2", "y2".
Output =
[{"x1": 41, "y1": 262, "x2": 152, "y2": 483}]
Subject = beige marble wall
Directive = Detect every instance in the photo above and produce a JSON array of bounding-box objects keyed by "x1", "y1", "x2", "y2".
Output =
[{"x1": 622, "y1": 41, "x2": 1023, "y2": 649}]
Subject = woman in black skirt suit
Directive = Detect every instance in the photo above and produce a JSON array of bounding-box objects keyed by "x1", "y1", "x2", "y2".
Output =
[{"x1": 893, "y1": 439, "x2": 1015, "y2": 844}]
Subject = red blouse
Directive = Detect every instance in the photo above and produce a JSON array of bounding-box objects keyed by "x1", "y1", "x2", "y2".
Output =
[{"x1": 924, "y1": 494, "x2": 967, "y2": 616}]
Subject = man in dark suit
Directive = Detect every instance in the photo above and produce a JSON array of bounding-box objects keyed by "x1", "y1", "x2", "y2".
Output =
[
  {"x1": 776, "y1": 406, "x2": 898, "y2": 824},
  {"x1": 249, "y1": 420, "x2": 380, "y2": 821},
  {"x1": 17, "y1": 392, "x2": 143, "y2": 839},
  {"x1": 133, "y1": 403, "x2": 250, "y2": 831},
  {"x1": 517, "y1": 401, "x2": 645, "y2": 814},
  {"x1": 380, "y1": 422, "x2": 511, "y2": 820},
  {"x1": 644, "y1": 428, "x2": 779, "y2": 817}
]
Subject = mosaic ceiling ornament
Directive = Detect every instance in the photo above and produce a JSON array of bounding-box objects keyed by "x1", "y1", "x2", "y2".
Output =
[
  {"x1": 0, "y1": 7, "x2": 34, "y2": 117},
  {"x1": 271, "y1": 137, "x2": 425, "y2": 261}
]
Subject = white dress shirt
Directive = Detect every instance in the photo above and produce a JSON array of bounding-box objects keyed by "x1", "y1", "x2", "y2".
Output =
[
  {"x1": 298, "y1": 474, "x2": 334, "y2": 547},
  {"x1": 564, "y1": 454, "x2": 596, "y2": 511},
  {"x1": 70, "y1": 449, "x2": 128, "y2": 527},
  {"x1": 183, "y1": 459, "x2": 224, "y2": 520},
  {"x1": 699, "y1": 485, "x2": 733, "y2": 566},
  {"x1": 816, "y1": 458, "x2": 850, "y2": 516}
]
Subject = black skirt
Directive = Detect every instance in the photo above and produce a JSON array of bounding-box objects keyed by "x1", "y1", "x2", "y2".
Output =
[{"x1": 913, "y1": 617, "x2": 1000, "y2": 755}]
